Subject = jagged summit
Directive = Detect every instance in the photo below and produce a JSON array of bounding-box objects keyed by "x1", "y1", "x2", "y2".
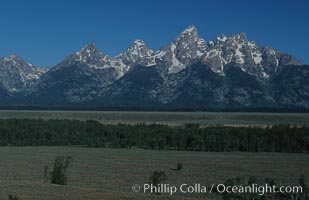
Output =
[
  {"x1": 9, "y1": 53, "x2": 20, "y2": 58},
  {"x1": 1, "y1": 53, "x2": 33, "y2": 68},
  {"x1": 48, "y1": 25, "x2": 302, "y2": 78},
  {"x1": 230, "y1": 32, "x2": 247, "y2": 39},
  {"x1": 126, "y1": 39, "x2": 153, "y2": 55},
  {"x1": 81, "y1": 43, "x2": 97, "y2": 50},
  {"x1": 2, "y1": 53, "x2": 25, "y2": 62},
  {"x1": 132, "y1": 39, "x2": 146, "y2": 46},
  {"x1": 0, "y1": 54, "x2": 47, "y2": 92},
  {"x1": 0, "y1": 25, "x2": 307, "y2": 109},
  {"x1": 150, "y1": 25, "x2": 207, "y2": 73},
  {"x1": 180, "y1": 25, "x2": 198, "y2": 35},
  {"x1": 72, "y1": 43, "x2": 110, "y2": 64},
  {"x1": 76, "y1": 43, "x2": 101, "y2": 56},
  {"x1": 175, "y1": 25, "x2": 200, "y2": 43},
  {"x1": 116, "y1": 39, "x2": 153, "y2": 66},
  {"x1": 212, "y1": 35, "x2": 227, "y2": 43}
]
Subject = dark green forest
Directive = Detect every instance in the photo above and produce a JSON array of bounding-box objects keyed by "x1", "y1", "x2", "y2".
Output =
[{"x1": 0, "y1": 119, "x2": 308, "y2": 153}]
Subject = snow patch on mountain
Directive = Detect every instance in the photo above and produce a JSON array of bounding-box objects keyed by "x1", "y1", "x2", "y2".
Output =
[
  {"x1": 53, "y1": 25, "x2": 300, "y2": 80},
  {"x1": 5, "y1": 25, "x2": 301, "y2": 95},
  {"x1": 0, "y1": 54, "x2": 48, "y2": 92}
]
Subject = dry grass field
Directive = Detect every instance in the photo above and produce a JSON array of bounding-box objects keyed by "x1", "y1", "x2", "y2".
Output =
[
  {"x1": 0, "y1": 110, "x2": 309, "y2": 126},
  {"x1": 0, "y1": 147, "x2": 308, "y2": 199}
]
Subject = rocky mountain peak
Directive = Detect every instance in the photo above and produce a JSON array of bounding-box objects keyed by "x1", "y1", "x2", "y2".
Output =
[
  {"x1": 132, "y1": 39, "x2": 146, "y2": 46},
  {"x1": 0, "y1": 25, "x2": 307, "y2": 109},
  {"x1": 70, "y1": 43, "x2": 115, "y2": 67},
  {"x1": 213, "y1": 35, "x2": 228, "y2": 43},
  {"x1": 81, "y1": 43, "x2": 98, "y2": 51},
  {"x1": 175, "y1": 25, "x2": 200, "y2": 44},
  {"x1": 0, "y1": 54, "x2": 47, "y2": 92},
  {"x1": 232, "y1": 32, "x2": 247, "y2": 41},
  {"x1": 76, "y1": 43, "x2": 102, "y2": 58},
  {"x1": 9, "y1": 53, "x2": 19, "y2": 59},
  {"x1": 127, "y1": 39, "x2": 153, "y2": 56},
  {"x1": 1, "y1": 53, "x2": 34, "y2": 70},
  {"x1": 5, "y1": 53, "x2": 24, "y2": 61},
  {"x1": 180, "y1": 25, "x2": 198, "y2": 36},
  {"x1": 116, "y1": 39, "x2": 153, "y2": 66},
  {"x1": 158, "y1": 25, "x2": 207, "y2": 73}
]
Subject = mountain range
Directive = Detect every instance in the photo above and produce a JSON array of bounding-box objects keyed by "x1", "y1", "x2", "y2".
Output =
[{"x1": 0, "y1": 25, "x2": 308, "y2": 110}]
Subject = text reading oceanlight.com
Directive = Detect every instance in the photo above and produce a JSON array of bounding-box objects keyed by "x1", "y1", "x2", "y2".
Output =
[{"x1": 132, "y1": 183, "x2": 303, "y2": 196}]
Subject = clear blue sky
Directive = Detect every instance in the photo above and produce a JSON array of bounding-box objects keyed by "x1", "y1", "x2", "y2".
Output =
[{"x1": 0, "y1": 0, "x2": 308, "y2": 66}]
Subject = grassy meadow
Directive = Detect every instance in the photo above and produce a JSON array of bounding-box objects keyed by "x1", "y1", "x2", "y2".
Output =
[
  {"x1": 0, "y1": 111, "x2": 308, "y2": 199},
  {"x1": 0, "y1": 147, "x2": 308, "y2": 199},
  {"x1": 0, "y1": 110, "x2": 309, "y2": 126}
]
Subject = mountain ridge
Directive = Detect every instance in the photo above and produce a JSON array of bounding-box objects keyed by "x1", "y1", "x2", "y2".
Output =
[{"x1": 0, "y1": 25, "x2": 307, "y2": 109}]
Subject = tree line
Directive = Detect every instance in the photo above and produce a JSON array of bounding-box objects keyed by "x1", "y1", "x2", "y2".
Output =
[{"x1": 0, "y1": 119, "x2": 308, "y2": 153}]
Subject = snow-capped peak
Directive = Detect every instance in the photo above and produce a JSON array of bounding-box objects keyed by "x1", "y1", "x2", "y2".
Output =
[
  {"x1": 2, "y1": 53, "x2": 32, "y2": 69},
  {"x1": 54, "y1": 26, "x2": 302, "y2": 80},
  {"x1": 233, "y1": 32, "x2": 247, "y2": 41},
  {"x1": 80, "y1": 43, "x2": 97, "y2": 51},
  {"x1": 0, "y1": 54, "x2": 48, "y2": 92},
  {"x1": 76, "y1": 43, "x2": 101, "y2": 58},
  {"x1": 175, "y1": 25, "x2": 199, "y2": 44},
  {"x1": 72, "y1": 43, "x2": 113, "y2": 65},
  {"x1": 9, "y1": 53, "x2": 19, "y2": 59},
  {"x1": 55, "y1": 43, "x2": 128, "y2": 79},
  {"x1": 126, "y1": 39, "x2": 153, "y2": 56},
  {"x1": 180, "y1": 25, "x2": 198, "y2": 36},
  {"x1": 4, "y1": 53, "x2": 24, "y2": 62},
  {"x1": 132, "y1": 39, "x2": 146, "y2": 46},
  {"x1": 116, "y1": 39, "x2": 153, "y2": 66},
  {"x1": 215, "y1": 35, "x2": 228, "y2": 43},
  {"x1": 201, "y1": 31, "x2": 301, "y2": 78}
]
